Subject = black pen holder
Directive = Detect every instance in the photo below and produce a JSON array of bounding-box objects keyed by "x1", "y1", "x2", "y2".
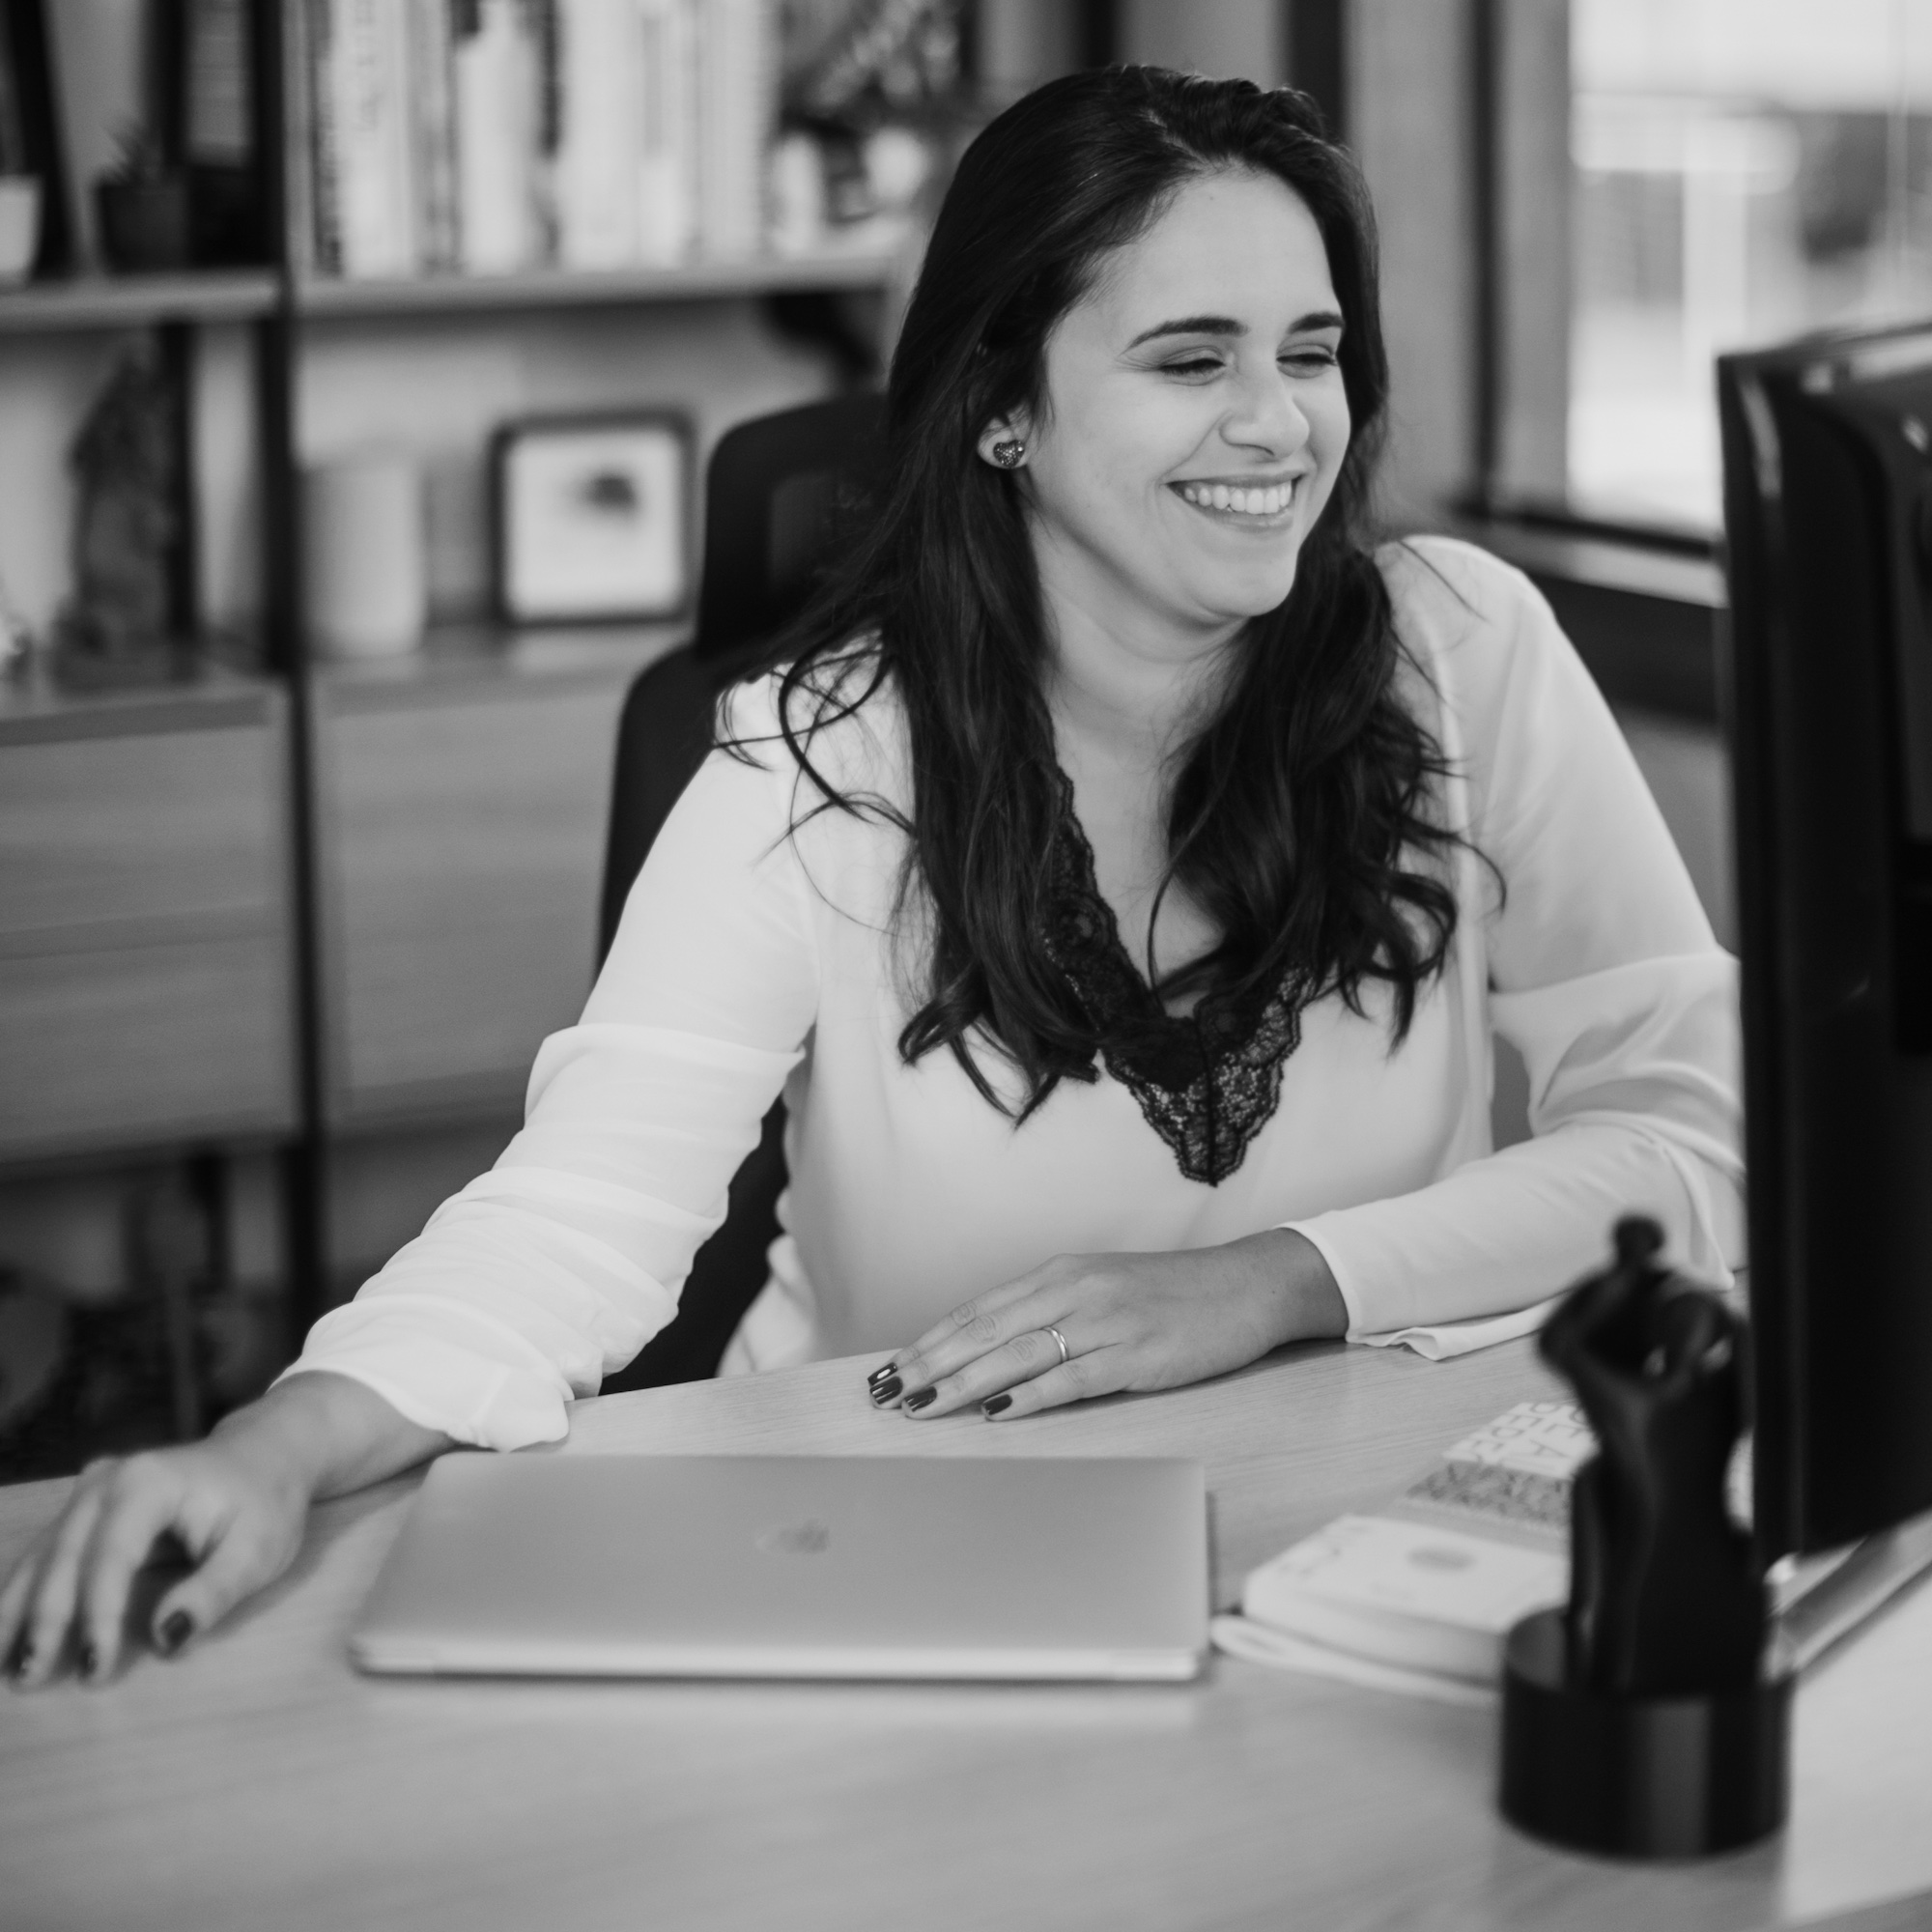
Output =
[{"x1": 1499, "y1": 1608, "x2": 1792, "y2": 1859}]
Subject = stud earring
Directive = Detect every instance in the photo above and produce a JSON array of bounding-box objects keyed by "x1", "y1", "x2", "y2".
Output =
[{"x1": 991, "y1": 440, "x2": 1027, "y2": 469}]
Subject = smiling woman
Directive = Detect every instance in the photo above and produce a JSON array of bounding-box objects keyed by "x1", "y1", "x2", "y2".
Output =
[
  {"x1": 759, "y1": 73, "x2": 1463, "y2": 1139},
  {"x1": 1007, "y1": 178, "x2": 1350, "y2": 639},
  {"x1": 977, "y1": 170, "x2": 1359, "y2": 1017},
  {"x1": 2, "y1": 68, "x2": 1744, "y2": 1689}
]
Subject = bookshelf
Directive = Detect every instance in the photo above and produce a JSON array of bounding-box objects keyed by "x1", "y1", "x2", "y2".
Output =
[
  {"x1": 290, "y1": 240, "x2": 907, "y2": 320},
  {"x1": 0, "y1": 0, "x2": 919, "y2": 1360},
  {"x1": 0, "y1": 269, "x2": 280, "y2": 332}
]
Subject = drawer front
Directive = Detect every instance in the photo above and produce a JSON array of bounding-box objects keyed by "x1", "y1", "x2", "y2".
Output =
[
  {"x1": 0, "y1": 723, "x2": 287, "y2": 942},
  {"x1": 0, "y1": 932, "x2": 298, "y2": 1160},
  {"x1": 320, "y1": 681, "x2": 626, "y2": 1125}
]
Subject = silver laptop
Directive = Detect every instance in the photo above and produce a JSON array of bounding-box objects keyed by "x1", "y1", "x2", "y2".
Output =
[{"x1": 351, "y1": 1453, "x2": 1208, "y2": 1682}]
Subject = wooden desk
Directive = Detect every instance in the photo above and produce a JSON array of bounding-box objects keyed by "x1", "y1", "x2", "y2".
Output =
[{"x1": 3, "y1": 1342, "x2": 1930, "y2": 1932}]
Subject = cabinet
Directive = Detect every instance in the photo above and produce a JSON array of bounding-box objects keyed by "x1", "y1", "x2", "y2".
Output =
[
  {"x1": 0, "y1": 678, "x2": 298, "y2": 1165},
  {"x1": 313, "y1": 630, "x2": 677, "y2": 1130}
]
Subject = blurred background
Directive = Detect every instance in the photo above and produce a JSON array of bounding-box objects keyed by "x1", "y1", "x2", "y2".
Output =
[{"x1": 0, "y1": 0, "x2": 1922, "y2": 1478}]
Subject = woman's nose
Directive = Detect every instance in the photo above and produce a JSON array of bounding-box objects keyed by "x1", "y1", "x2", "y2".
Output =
[{"x1": 1223, "y1": 364, "x2": 1311, "y2": 456}]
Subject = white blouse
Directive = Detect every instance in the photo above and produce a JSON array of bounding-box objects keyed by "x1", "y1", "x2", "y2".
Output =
[{"x1": 285, "y1": 537, "x2": 1745, "y2": 1449}]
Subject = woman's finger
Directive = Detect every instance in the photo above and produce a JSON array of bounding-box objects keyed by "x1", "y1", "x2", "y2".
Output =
[
  {"x1": 13, "y1": 1470, "x2": 112, "y2": 1689},
  {"x1": 867, "y1": 1276, "x2": 1053, "y2": 1406},
  {"x1": 72, "y1": 1456, "x2": 194, "y2": 1684},
  {"x1": 887, "y1": 1266, "x2": 1098, "y2": 1399},
  {"x1": 893, "y1": 1264, "x2": 1064, "y2": 1369},
  {"x1": 0, "y1": 1528, "x2": 51, "y2": 1677},
  {"x1": 148, "y1": 1503, "x2": 302, "y2": 1659},
  {"x1": 897, "y1": 1316, "x2": 1092, "y2": 1418},
  {"x1": 980, "y1": 1344, "x2": 1128, "y2": 1420}
]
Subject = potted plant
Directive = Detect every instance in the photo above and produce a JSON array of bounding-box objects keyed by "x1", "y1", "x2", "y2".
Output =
[{"x1": 95, "y1": 125, "x2": 190, "y2": 273}]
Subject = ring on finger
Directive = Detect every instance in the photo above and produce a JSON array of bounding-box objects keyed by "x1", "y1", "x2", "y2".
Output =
[{"x1": 1043, "y1": 1324, "x2": 1071, "y2": 1369}]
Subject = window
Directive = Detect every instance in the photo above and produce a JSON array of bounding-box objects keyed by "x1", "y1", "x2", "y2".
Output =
[{"x1": 1570, "y1": 0, "x2": 1932, "y2": 531}]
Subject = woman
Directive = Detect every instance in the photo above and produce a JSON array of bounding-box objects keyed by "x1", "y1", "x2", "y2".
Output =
[{"x1": 2, "y1": 68, "x2": 1740, "y2": 1687}]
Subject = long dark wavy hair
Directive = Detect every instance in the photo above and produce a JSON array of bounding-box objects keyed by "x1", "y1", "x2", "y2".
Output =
[{"x1": 747, "y1": 66, "x2": 1463, "y2": 1121}]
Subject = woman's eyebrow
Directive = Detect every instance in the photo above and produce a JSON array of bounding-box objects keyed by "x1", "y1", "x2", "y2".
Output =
[
  {"x1": 1126, "y1": 314, "x2": 1242, "y2": 349},
  {"x1": 1124, "y1": 308, "x2": 1346, "y2": 350}
]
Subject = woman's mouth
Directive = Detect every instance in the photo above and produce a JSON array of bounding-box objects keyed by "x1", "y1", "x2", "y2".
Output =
[{"x1": 1173, "y1": 476, "x2": 1300, "y2": 524}]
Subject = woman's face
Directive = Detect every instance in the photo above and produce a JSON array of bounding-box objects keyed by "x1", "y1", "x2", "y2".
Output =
[{"x1": 996, "y1": 168, "x2": 1351, "y2": 657}]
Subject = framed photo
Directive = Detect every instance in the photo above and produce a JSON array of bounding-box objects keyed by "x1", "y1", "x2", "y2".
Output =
[{"x1": 491, "y1": 412, "x2": 694, "y2": 624}]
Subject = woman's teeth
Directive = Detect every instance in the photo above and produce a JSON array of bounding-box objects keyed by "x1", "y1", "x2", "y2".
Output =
[{"x1": 1179, "y1": 480, "x2": 1293, "y2": 517}]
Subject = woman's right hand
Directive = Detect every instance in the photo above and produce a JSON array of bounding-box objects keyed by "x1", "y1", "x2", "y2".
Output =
[
  {"x1": 0, "y1": 1371, "x2": 450, "y2": 1690},
  {"x1": 0, "y1": 1434, "x2": 311, "y2": 1689}
]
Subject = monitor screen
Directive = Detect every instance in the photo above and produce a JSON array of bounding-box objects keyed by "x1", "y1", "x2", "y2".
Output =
[{"x1": 1719, "y1": 321, "x2": 1932, "y2": 1559}]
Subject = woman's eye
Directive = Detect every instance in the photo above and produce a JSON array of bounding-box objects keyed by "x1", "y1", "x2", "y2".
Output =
[
  {"x1": 1281, "y1": 346, "x2": 1340, "y2": 375},
  {"x1": 1161, "y1": 355, "x2": 1224, "y2": 378}
]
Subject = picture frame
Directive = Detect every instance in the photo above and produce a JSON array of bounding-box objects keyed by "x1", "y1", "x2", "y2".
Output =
[{"x1": 490, "y1": 411, "x2": 695, "y2": 625}]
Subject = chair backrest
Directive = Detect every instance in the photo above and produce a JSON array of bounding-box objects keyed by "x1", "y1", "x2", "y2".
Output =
[
  {"x1": 598, "y1": 391, "x2": 888, "y2": 957},
  {"x1": 593, "y1": 392, "x2": 887, "y2": 1391},
  {"x1": 692, "y1": 390, "x2": 889, "y2": 660}
]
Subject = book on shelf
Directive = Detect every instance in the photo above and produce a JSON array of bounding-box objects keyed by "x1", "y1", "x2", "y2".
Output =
[
  {"x1": 1214, "y1": 1398, "x2": 1931, "y2": 1698},
  {"x1": 637, "y1": 0, "x2": 698, "y2": 266},
  {"x1": 451, "y1": 0, "x2": 541, "y2": 274},
  {"x1": 331, "y1": 0, "x2": 418, "y2": 278},
  {"x1": 554, "y1": 0, "x2": 643, "y2": 270},
  {"x1": 181, "y1": 0, "x2": 264, "y2": 264},
  {"x1": 296, "y1": 0, "x2": 778, "y2": 285},
  {"x1": 409, "y1": 0, "x2": 460, "y2": 273},
  {"x1": 184, "y1": 0, "x2": 253, "y2": 173},
  {"x1": 695, "y1": 0, "x2": 773, "y2": 262}
]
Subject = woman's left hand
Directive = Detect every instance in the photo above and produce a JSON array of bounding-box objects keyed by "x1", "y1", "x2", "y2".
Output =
[{"x1": 869, "y1": 1229, "x2": 1348, "y2": 1421}]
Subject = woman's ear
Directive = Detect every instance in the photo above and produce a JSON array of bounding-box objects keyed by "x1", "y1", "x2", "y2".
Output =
[{"x1": 976, "y1": 416, "x2": 1033, "y2": 471}]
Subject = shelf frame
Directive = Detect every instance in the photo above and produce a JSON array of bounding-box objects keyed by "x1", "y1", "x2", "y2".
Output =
[
  {"x1": 290, "y1": 244, "x2": 906, "y2": 321},
  {"x1": 0, "y1": 251, "x2": 903, "y2": 337},
  {"x1": 0, "y1": 268, "x2": 280, "y2": 333}
]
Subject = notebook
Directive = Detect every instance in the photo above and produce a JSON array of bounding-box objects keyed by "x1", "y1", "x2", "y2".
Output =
[{"x1": 351, "y1": 1451, "x2": 1209, "y2": 1682}]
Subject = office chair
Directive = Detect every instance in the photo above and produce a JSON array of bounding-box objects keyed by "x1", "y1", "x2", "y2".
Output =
[{"x1": 595, "y1": 392, "x2": 888, "y2": 1393}]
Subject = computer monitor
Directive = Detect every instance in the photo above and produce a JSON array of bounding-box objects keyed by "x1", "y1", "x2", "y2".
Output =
[{"x1": 1718, "y1": 321, "x2": 1932, "y2": 1561}]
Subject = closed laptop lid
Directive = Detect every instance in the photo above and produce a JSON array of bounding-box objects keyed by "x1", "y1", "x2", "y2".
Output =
[{"x1": 351, "y1": 1453, "x2": 1208, "y2": 1682}]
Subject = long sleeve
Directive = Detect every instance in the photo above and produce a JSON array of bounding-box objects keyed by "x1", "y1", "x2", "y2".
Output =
[
  {"x1": 279, "y1": 681, "x2": 822, "y2": 1449},
  {"x1": 1289, "y1": 540, "x2": 1745, "y2": 1338}
]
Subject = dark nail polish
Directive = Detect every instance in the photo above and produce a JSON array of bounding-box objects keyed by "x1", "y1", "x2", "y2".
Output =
[
  {"x1": 902, "y1": 1387, "x2": 936, "y2": 1413},
  {"x1": 78, "y1": 1639, "x2": 99, "y2": 1682},
  {"x1": 869, "y1": 1375, "x2": 902, "y2": 1405},
  {"x1": 157, "y1": 1611, "x2": 193, "y2": 1658},
  {"x1": 867, "y1": 1361, "x2": 898, "y2": 1388},
  {"x1": 981, "y1": 1394, "x2": 1011, "y2": 1417}
]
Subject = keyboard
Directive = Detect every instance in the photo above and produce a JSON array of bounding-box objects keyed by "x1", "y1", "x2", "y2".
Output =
[
  {"x1": 1404, "y1": 1401, "x2": 1596, "y2": 1537},
  {"x1": 1442, "y1": 1401, "x2": 1595, "y2": 1478}
]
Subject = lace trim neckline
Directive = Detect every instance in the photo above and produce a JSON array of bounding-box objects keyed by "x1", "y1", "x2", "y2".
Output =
[{"x1": 1040, "y1": 772, "x2": 1303, "y2": 1186}]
